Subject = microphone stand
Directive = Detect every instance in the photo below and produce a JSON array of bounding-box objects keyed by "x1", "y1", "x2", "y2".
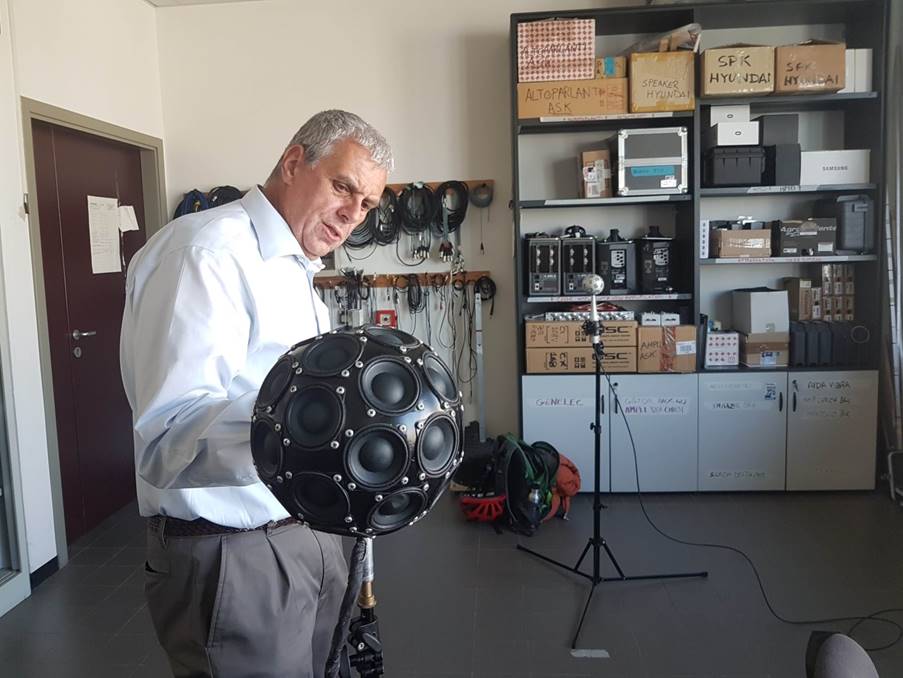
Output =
[
  {"x1": 517, "y1": 278, "x2": 708, "y2": 649},
  {"x1": 340, "y1": 538, "x2": 384, "y2": 677}
]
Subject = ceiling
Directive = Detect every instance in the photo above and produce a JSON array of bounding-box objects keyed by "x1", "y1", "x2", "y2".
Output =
[{"x1": 145, "y1": 0, "x2": 265, "y2": 7}]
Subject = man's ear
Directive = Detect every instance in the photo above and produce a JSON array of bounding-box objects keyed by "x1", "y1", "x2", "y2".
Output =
[{"x1": 280, "y1": 145, "x2": 305, "y2": 183}]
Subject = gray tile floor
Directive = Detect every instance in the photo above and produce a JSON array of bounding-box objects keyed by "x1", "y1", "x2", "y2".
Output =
[{"x1": 1, "y1": 491, "x2": 902, "y2": 677}]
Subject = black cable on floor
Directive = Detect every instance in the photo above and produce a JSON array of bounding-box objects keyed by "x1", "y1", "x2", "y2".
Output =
[{"x1": 605, "y1": 368, "x2": 903, "y2": 653}]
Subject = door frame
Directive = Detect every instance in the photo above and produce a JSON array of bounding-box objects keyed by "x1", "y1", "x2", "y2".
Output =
[{"x1": 21, "y1": 98, "x2": 166, "y2": 566}]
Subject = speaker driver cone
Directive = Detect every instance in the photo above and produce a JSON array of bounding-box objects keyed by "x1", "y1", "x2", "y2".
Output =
[
  {"x1": 360, "y1": 358, "x2": 420, "y2": 414},
  {"x1": 292, "y1": 473, "x2": 350, "y2": 524},
  {"x1": 251, "y1": 420, "x2": 283, "y2": 480},
  {"x1": 346, "y1": 426, "x2": 409, "y2": 490},
  {"x1": 257, "y1": 358, "x2": 292, "y2": 407},
  {"x1": 300, "y1": 334, "x2": 362, "y2": 377},
  {"x1": 285, "y1": 386, "x2": 344, "y2": 449},
  {"x1": 368, "y1": 489, "x2": 426, "y2": 532},
  {"x1": 417, "y1": 414, "x2": 458, "y2": 476},
  {"x1": 422, "y1": 353, "x2": 458, "y2": 403},
  {"x1": 364, "y1": 326, "x2": 421, "y2": 349}
]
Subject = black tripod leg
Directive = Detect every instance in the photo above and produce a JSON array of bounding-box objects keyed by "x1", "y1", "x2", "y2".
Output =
[
  {"x1": 573, "y1": 539, "x2": 592, "y2": 572},
  {"x1": 601, "y1": 539, "x2": 626, "y2": 579},
  {"x1": 571, "y1": 583, "x2": 597, "y2": 649}
]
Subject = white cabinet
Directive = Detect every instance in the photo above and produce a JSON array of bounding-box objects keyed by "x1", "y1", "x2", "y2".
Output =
[
  {"x1": 608, "y1": 374, "x2": 699, "y2": 492},
  {"x1": 521, "y1": 375, "x2": 609, "y2": 492},
  {"x1": 698, "y1": 373, "x2": 788, "y2": 491},
  {"x1": 786, "y1": 370, "x2": 878, "y2": 490}
]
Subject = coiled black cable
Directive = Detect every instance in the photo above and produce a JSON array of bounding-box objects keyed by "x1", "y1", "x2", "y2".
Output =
[
  {"x1": 474, "y1": 275, "x2": 496, "y2": 316},
  {"x1": 344, "y1": 209, "x2": 376, "y2": 249},
  {"x1": 431, "y1": 181, "x2": 469, "y2": 237},
  {"x1": 397, "y1": 183, "x2": 436, "y2": 235},
  {"x1": 405, "y1": 274, "x2": 425, "y2": 314},
  {"x1": 374, "y1": 187, "x2": 399, "y2": 245}
]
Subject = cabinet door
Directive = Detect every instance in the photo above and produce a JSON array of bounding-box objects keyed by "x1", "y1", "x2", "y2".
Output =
[
  {"x1": 608, "y1": 374, "x2": 698, "y2": 492},
  {"x1": 521, "y1": 375, "x2": 609, "y2": 492},
  {"x1": 698, "y1": 373, "x2": 788, "y2": 491},
  {"x1": 786, "y1": 370, "x2": 878, "y2": 490}
]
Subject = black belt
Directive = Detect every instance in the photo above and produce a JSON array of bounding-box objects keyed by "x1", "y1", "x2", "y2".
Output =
[{"x1": 148, "y1": 515, "x2": 297, "y2": 538}]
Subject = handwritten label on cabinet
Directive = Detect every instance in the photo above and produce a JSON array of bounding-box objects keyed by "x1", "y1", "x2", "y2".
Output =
[
  {"x1": 798, "y1": 379, "x2": 860, "y2": 420},
  {"x1": 705, "y1": 381, "x2": 778, "y2": 411},
  {"x1": 706, "y1": 470, "x2": 767, "y2": 480},
  {"x1": 533, "y1": 397, "x2": 586, "y2": 408},
  {"x1": 620, "y1": 396, "x2": 689, "y2": 416}
]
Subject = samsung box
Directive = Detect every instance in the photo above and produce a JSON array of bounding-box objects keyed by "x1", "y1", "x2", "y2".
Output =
[
  {"x1": 629, "y1": 51, "x2": 695, "y2": 113},
  {"x1": 526, "y1": 347, "x2": 637, "y2": 373},
  {"x1": 611, "y1": 126, "x2": 688, "y2": 196},
  {"x1": 637, "y1": 325, "x2": 697, "y2": 373},
  {"x1": 517, "y1": 78, "x2": 628, "y2": 119},
  {"x1": 740, "y1": 332, "x2": 790, "y2": 368},
  {"x1": 774, "y1": 40, "x2": 846, "y2": 94},
  {"x1": 579, "y1": 149, "x2": 612, "y2": 198},
  {"x1": 732, "y1": 288, "x2": 790, "y2": 334},
  {"x1": 800, "y1": 150, "x2": 870, "y2": 186},
  {"x1": 517, "y1": 18, "x2": 595, "y2": 82},
  {"x1": 701, "y1": 44, "x2": 775, "y2": 96}
]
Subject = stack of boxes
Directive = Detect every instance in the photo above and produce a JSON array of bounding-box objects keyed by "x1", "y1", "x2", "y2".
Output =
[
  {"x1": 524, "y1": 319, "x2": 638, "y2": 373},
  {"x1": 732, "y1": 289, "x2": 790, "y2": 368},
  {"x1": 783, "y1": 265, "x2": 855, "y2": 324}
]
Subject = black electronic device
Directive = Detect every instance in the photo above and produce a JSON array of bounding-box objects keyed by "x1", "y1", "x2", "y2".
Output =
[
  {"x1": 561, "y1": 235, "x2": 596, "y2": 296},
  {"x1": 790, "y1": 321, "x2": 807, "y2": 367},
  {"x1": 595, "y1": 229, "x2": 636, "y2": 295},
  {"x1": 771, "y1": 218, "x2": 837, "y2": 256},
  {"x1": 638, "y1": 226, "x2": 673, "y2": 293},
  {"x1": 814, "y1": 195, "x2": 875, "y2": 253},
  {"x1": 704, "y1": 146, "x2": 766, "y2": 187},
  {"x1": 250, "y1": 326, "x2": 463, "y2": 538},
  {"x1": 525, "y1": 235, "x2": 561, "y2": 296},
  {"x1": 758, "y1": 114, "x2": 799, "y2": 146},
  {"x1": 763, "y1": 144, "x2": 801, "y2": 186}
]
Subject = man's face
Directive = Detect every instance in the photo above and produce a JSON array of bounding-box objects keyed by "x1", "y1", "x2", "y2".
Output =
[{"x1": 279, "y1": 138, "x2": 387, "y2": 258}]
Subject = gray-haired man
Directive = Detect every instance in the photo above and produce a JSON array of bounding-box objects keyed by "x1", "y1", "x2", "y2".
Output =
[{"x1": 120, "y1": 110, "x2": 391, "y2": 677}]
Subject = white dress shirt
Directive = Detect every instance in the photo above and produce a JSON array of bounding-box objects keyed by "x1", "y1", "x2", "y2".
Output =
[{"x1": 120, "y1": 186, "x2": 330, "y2": 528}]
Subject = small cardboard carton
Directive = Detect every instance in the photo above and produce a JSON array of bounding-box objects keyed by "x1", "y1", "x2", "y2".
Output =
[
  {"x1": 740, "y1": 332, "x2": 790, "y2": 368},
  {"x1": 774, "y1": 40, "x2": 846, "y2": 94},
  {"x1": 579, "y1": 149, "x2": 612, "y2": 198},
  {"x1": 517, "y1": 18, "x2": 595, "y2": 82},
  {"x1": 526, "y1": 347, "x2": 637, "y2": 373},
  {"x1": 637, "y1": 325, "x2": 697, "y2": 373},
  {"x1": 595, "y1": 56, "x2": 627, "y2": 79},
  {"x1": 701, "y1": 44, "x2": 775, "y2": 96},
  {"x1": 629, "y1": 51, "x2": 695, "y2": 113},
  {"x1": 524, "y1": 320, "x2": 637, "y2": 348},
  {"x1": 711, "y1": 229, "x2": 772, "y2": 258},
  {"x1": 517, "y1": 78, "x2": 628, "y2": 118}
]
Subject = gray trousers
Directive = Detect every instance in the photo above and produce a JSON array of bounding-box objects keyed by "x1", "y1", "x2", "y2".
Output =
[{"x1": 145, "y1": 520, "x2": 348, "y2": 678}]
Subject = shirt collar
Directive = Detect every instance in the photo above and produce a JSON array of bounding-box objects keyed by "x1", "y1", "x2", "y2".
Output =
[{"x1": 242, "y1": 186, "x2": 325, "y2": 272}]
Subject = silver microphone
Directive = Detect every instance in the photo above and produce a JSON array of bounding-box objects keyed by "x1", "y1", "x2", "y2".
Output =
[{"x1": 582, "y1": 275, "x2": 604, "y2": 344}]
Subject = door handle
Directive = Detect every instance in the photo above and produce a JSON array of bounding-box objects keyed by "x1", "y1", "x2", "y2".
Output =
[
  {"x1": 71, "y1": 329, "x2": 97, "y2": 340},
  {"x1": 779, "y1": 392, "x2": 783, "y2": 412}
]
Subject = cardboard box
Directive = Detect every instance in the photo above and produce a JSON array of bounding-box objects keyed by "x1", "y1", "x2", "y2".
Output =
[
  {"x1": 637, "y1": 325, "x2": 697, "y2": 373},
  {"x1": 711, "y1": 229, "x2": 772, "y2": 258},
  {"x1": 705, "y1": 122, "x2": 759, "y2": 147},
  {"x1": 640, "y1": 312, "x2": 661, "y2": 326},
  {"x1": 629, "y1": 51, "x2": 695, "y2": 113},
  {"x1": 517, "y1": 18, "x2": 595, "y2": 82},
  {"x1": 854, "y1": 48, "x2": 873, "y2": 92},
  {"x1": 839, "y1": 49, "x2": 855, "y2": 94},
  {"x1": 732, "y1": 289, "x2": 789, "y2": 335},
  {"x1": 740, "y1": 332, "x2": 790, "y2": 368},
  {"x1": 710, "y1": 104, "x2": 750, "y2": 125},
  {"x1": 843, "y1": 295, "x2": 855, "y2": 320},
  {"x1": 661, "y1": 312, "x2": 681, "y2": 326},
  {"x1": 517, "y1": 78, "x2": 628, "y2": 118},
  {"x1": 701, "y1": 44, "x2": 775, "y2": 96},
  {"x1": 526, "y1": 347, "x2": 636, "y2": 373},
  {"x1": 524, "y1": 320, "x2": 637, "y2": 348},
  {"x1": 800, "y1": 150, "x2": 870, "y2": 185},
  {"x1": 784, "y1": 278, "x2": 814, "y2": 321},
  {"x1": 595, "y1": 56, "x2": 627, "y2": 79},
  {"x1": 775, "y1": 40, "x2": 846, "y2": 94},
  {"x1": 772, "y1": 218, "x2": 837, "y2": 256},
  {"x1": 704, "y1": 330, "x2": 739, "y2": 368},
  {"x1": 579, "y1": 149, "x2": 612, "y2": 198}
]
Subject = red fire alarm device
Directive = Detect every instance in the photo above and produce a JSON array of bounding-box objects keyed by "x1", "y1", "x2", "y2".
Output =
[{"x1": 374, "y1": 309, "x2": 397, "y2": 328}]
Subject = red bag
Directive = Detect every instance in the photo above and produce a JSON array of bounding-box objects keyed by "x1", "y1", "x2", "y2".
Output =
[{"x1": 543, "y1": 453, "x2": 581, "y2": 521}]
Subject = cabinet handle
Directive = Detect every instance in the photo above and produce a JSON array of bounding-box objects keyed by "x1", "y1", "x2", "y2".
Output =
[
  {"x1": 600, "y1": 394, "x2": 605, "y2": 414},
  {"x1": 792, "y1": 393, "x2": 797, "y2": 412},
  {"x1": 613, "y1": 383, "x2": 619, "y2": 414},
  {"x1": 779, "y1": 392, "x2": 783, "y2": 412}
]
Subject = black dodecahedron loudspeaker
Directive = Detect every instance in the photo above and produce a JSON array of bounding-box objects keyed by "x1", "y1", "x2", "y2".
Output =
[{"x1": 251, "y1": 326, "x2": 464, "y2": 537}]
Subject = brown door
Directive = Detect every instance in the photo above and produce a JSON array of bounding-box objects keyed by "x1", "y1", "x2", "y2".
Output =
[{"x1": 32, "y1": 120, "x2": 148, "y2": 543}]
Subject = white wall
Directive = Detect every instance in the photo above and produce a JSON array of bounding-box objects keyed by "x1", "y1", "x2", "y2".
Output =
[
  {"x1": 0, "y1": 0, "x2": 163, "y2": 572},
  {"x1": 156, "y1": 0, "x2": 635, "y2": 436}
]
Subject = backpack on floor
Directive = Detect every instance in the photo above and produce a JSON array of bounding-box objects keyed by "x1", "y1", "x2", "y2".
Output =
[
  {"x1": 494, "y1": 435, "x2": 559, "y2": 536},
  {"x1": 173, "y1": 189, "x2": 210, "y2": 218}
]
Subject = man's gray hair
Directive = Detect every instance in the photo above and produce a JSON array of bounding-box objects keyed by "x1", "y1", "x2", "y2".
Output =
[{"x1": 288, "y1": 110, "x2": 394, "y2": 173}]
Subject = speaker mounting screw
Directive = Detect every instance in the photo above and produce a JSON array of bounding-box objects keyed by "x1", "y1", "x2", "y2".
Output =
[
  {"x1": 276, "y1": 476, "x2": 284, "y2": 484},
  {"x1": 347, "y1": 482, "x2": 357, "y2": 491},
  {"x1": 450, "y1": 410, "x2": 456, "y2": 418},
  {"x1": 266, "y1": 406, "x2": 273, "y2": 413},
  {"x1": 416, "y1": 358, "x2": 424, "y2": 366},
  {"x1": 364, "y1": 528, "x2": 373, "y2": 534},
  {"x1": 403, "y1": 356, "x2": 412, "y2": 363},
  {"x1": 297, "y1": 513, "x2": 304, "y2": 520},
  {"x1": 399, "y1": 346, "x2": 407, "y2": 353},
  {"x1": 360, "y1": 337, "x2": 368, "y2": 343},
  {"x1": 458, "y1": 390, "x2": 463, "y2": 399},
  {"x1": 445, "y1": 471, "x2": 451, "y2": 478},
  {"x1": 333, "y1": 474, "x2": 343, "y2": 482},
  {"x1": 357, "y1": 642, "x2": 365, "y2": 651},
  {"x1": 274, "y1": 424, "x2": 282, "y2": 432},
  {"x1": 398, "y1": 425, "x2": 407, "y2": 433},
  {"x1": 401, "y1": 477, "x2": 409, "y2": 485},
  {"x1": 340, "y1": 369, "x2": 350, "y2": 378},
  {"x1": 266, "y1": 484, "x2": 273, "y2": 490},
  {"x1": 422, "y1": 483, "x2": 429, "y2": 491},
  {"x1": 355, "y1": 360, "x2": 364, "y2": 368},
  {"x1": 283, "y1": 438, "x2": 291, "y2": 447},
  {"x1": 285, "y1": 471, "x2": 293, "y2": 480},
  {"x1": 336, "y1": 387, "x2": 346, "y2": 395},
  {"x1": 375, "y1": 494, "x2": 383, "y2": 502},
  {"x1": 330, "y1": 441, "x2": 340, "y2": 449},
  {"x1": 295, "y1": 368, "x2": 303, "y2": 375},
  {"x1": 418, "y1": 473, "x2": 426, "y2": 481},
  {"x1": 344, "y1": 516, "x2": 353, "y2": 524},
  {"x1": 291, "y1": 361, "x2": 299, "y2": 368},
  {"x1": 367, "y1": 409, "x2": 376, "y2": 417},
  {"x1": 289, "y1": 385, "x2": 297, "y2": 393},
  {"x1": 416, "y1": 402, "x2": 425, "y2": 411},
  {"x1": 441, "y1": 402, "x2": 449, "y2": 410},
  {"x1": 416, "y1": 421, "x2": 424, "y2": 430},
  {"x1": 345, "y1": 429, "x2": 354, "y2": 438}
]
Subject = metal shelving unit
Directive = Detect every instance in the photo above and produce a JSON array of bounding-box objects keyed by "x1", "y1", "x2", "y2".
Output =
[
  {"x1": 700, "y1": 183, "x2": 876, "y2": 196},
  {"x1": 701, "y1": 255, "x2": 877, "y2": 265}
]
